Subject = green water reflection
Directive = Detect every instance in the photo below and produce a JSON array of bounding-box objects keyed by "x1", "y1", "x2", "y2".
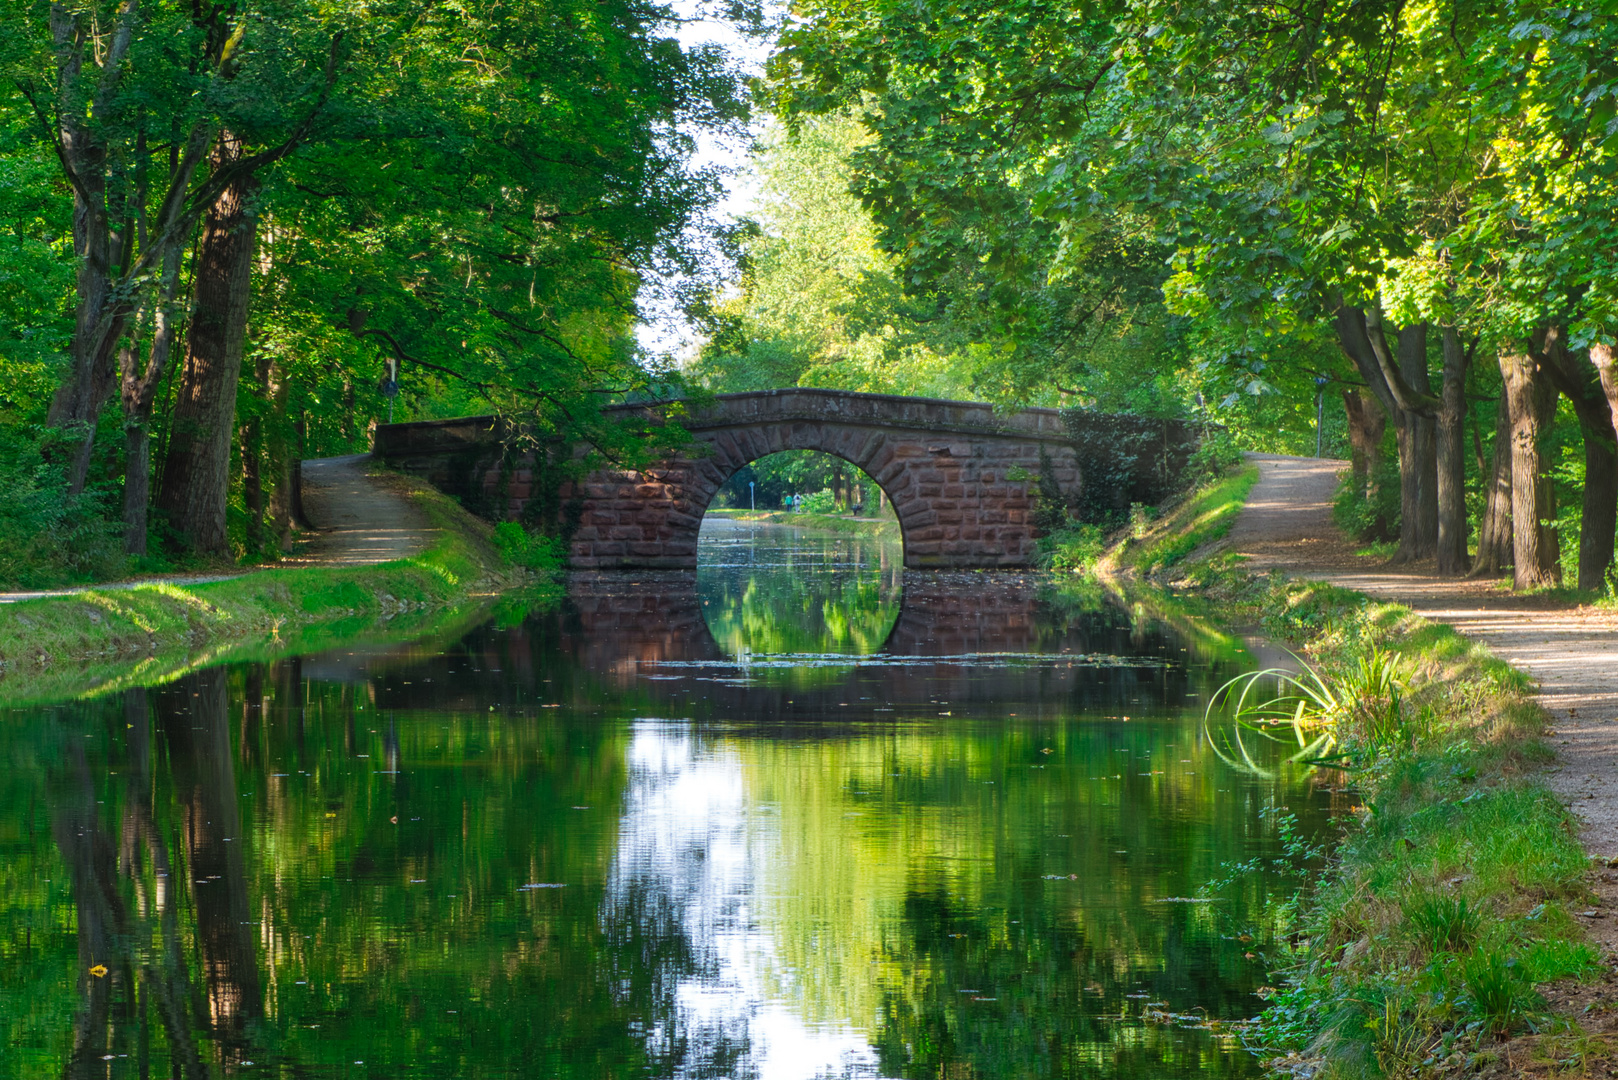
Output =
[
  {"x1": 696, "y1": 516, "x2": 902, "y2": 657},
  {"x1": 0, "y1": 528, "x2": 1329, "y2": 1080}
]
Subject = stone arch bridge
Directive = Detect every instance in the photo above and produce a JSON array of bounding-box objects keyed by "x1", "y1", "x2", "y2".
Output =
[{"x1": 374, "y1": 389, "x2": 1201, "y2": 570}]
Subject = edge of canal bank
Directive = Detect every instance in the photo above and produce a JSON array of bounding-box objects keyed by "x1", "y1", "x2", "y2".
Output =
[
  {"x1": 1071, "y1": 464, "x2": 1608, "y2": 1077},
  {"x1": 0, "y1": 473, "x2": 554, "y2": 708}
]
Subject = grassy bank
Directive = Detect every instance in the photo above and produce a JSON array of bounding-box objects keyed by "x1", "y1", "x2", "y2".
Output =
[
  {"x1": 1181, "y1": 565, "x2": 1591, "y2": 1076},
  {"x1": 704, "y1": 507, "x2": 902, "y2": 539},
  {"x1": 0, "y1": 475, "x2": 553, "y2": 707},
  {"x1": 1048, "y1": 464, "x2": 1601, "y2": 1075}
]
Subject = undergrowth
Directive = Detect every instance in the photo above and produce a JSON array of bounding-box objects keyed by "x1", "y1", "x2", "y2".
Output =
[
  {"x1": 1041, "y1": 462, "x2": 1260, "y2": 576},
  {"x1": 1185, "y1": 564, "x2": 1593, "y2": 1077}
]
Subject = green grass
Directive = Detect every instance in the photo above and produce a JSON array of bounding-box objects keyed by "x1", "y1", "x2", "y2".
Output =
[
  {"x1": 0, "y1": 473, "x2": 556, "y2": 707},
  {"x1": 1179, "y1": 564, "x2": 1595, "y2": 1072},
  {"x1": 1100, "y1": 463, "x2": 1261, "y2": 576}
]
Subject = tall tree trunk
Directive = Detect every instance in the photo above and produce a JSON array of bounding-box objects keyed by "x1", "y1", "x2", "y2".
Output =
[
  {"x1": 1333, "y1": 303, "x2": 1440, "y2": 560},
  {"x1": 1539, "y1": 333, "x2": 1618, "y2": 591},
  {"x1": 1393, "y1": 323, "x2": 1438, "y2": 564},
  {"x1": 1594, "y1": 344, "x2": 1618, "y2": 436},
  {"x1": 1342, "y1": 388, "x2": 1386, "y2": 500},
  {"x1": 1501, "y1": 350, "x2": 1561, "y2": 589},
  {"x1": 1472, "y1": 388, "x2": 1514, "y2": 577},
  {"x1": 1436, "y1": 326, "x2": 1471, "y2": 575},
  {"x1": 262, "y1": 356, "x2": 295, "y2": 551},
  {"x1": 156, "y1": 136, "x2": 259, "y2": 554},
  {"x1": 290, "y1": 413, "x2": 311, "y2": 530},
  {"x1": 242, "y1": 415, "x2": 263, "y2": 554},
  {"x1": 120, "y1": 245, "x2": 185, "y2": 557}
]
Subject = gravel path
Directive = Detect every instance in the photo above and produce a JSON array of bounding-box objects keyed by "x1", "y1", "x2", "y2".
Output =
[
  {"x1": 285, "y1": 455, "x2": 436, "y2": 566},
  {"x1": 1227, "y1": 453, "x2": 1618, "y2": 853}
]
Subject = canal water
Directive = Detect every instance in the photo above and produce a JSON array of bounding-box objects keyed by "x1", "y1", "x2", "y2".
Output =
[{"x1": 0, "y1": 519, "x2": 1329, "y2": 1079}]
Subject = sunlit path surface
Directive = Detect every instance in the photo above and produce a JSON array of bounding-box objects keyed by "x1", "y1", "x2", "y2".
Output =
[{"x1": 0, "y1": 522, "x2": 1338, "y2": 1079}]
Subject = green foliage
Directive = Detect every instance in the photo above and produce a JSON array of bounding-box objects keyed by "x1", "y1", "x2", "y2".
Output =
[
  {"x1": 1039, "y1": 524, "x2": 1104, "y2": 573},
  {"x1": 693, "y1": 114, "x2": 979, "y2": 400},
  {"x1": 1178, "y1": 430, "x2": 1244, "y2": 491},
  {"x1": 713, "y1": 450, "x2": 884, "y2": 513},
  {"x1": 1404, "y1": 895, "x2": 1482, "y2": 954},
  {"x1": 491, "y1": 522, "x2": 566, "y2": 575},
  {"x1": 0, "y1": 428, "x2": 123, "y2": 589}
]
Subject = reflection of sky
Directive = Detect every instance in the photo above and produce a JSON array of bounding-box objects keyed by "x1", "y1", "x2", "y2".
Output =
[{"x1": 609, "y1": 723, "x2": 890, "y2": 1080}]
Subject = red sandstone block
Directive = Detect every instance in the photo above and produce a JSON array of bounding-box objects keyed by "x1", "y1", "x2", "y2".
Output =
[
  {"x1": 594, "y1": 541, "x2": 626, "y2": 556},
  {"x1": 936, "y1": 509, "x2": 962, "y2": 525},
  {"x1": 911, "y1": 525, "x2": 944, "y2": 541},
  {"x1": 979, "y1": 510, "x2": 1007, "y2": 525},
  {"x1": 572, "y1": 526, "x2": 600, "y2": 542},
  {"x1": 608, "y1": 526, "x2": 640, "y2": 541},
  {"x1": 917, "y1": 484, "x2": 942, "y2": 498},
  {"x1": 507, "y1": 483, "x2": 531, "y2": 500},
  {"x1": 1008, "y1": 510, "x2": 1026, "y2": 524},
  {"x1": 942, "y1": 484, "x2": 965, "y2": 498},
  {"x1": 513, "y1": 469, "x2": 533, "y2": 483},
  {"x1": 961, "y1": 526, "x2": 982, "y2": 540},
  {"x1": 635, "y1": 484, "x2": 665, "y2": 497},
  {"x1": 628, "y1": 541, "x2": 665, "y2": 557}
]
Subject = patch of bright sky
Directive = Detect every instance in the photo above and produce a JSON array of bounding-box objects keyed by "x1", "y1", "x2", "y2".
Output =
[{"x1": 637, "y1": 1, "x2": 779, "y2": 361}]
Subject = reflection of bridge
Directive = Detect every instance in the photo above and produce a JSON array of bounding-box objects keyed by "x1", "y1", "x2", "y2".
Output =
[
  {"x1": 304, "y1": 573, "x2": 1242, "y2": 727},
  {"x1": 375, "y1": 389, "x2": 1200, "y2": 570}
]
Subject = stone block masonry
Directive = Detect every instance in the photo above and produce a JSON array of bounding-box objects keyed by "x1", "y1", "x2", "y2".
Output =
[{"x1": 375, "y1": 389, "x2": 1201, "y2": 570}]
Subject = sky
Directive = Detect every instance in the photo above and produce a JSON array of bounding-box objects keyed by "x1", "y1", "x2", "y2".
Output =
[{"x1": 637, "y1": 2, "x2": 779, "y2": 360}]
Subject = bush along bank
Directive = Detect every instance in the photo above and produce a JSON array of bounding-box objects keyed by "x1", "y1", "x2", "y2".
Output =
[
  {"x1": 0, "y1": 475, "x2": 559, "y2": 707},
  {"x1": 1181, "y1": 565, "x2": 1600, "y2": 1078}
]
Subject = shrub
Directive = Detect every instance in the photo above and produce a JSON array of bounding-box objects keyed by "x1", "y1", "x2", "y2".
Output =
[
  {"x1": 0, "y1": 428, "x2": 124, "y2": 589},
  {"x1": 797, "y1": 488, "x2": 837, "y2": 514},
  {"x1": 1040, "y1": 524, "x2": 1104, "y2": 573},
  {"x1": 1179, "y1": 428, "x2": 1244, "y2": 490},
  {"x1": 490, "y1": 522, "x2": 566, "y2": 575}
]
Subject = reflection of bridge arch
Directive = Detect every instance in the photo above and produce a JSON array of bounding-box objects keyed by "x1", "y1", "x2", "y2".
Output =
[{"x1": 376, "y1": 389, "x2": 1200, "y2": 571}]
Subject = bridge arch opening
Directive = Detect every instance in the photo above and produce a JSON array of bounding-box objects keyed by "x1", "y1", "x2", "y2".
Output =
[{"x1": 696, "y1": 450, "x2": 904, "y2": 658}]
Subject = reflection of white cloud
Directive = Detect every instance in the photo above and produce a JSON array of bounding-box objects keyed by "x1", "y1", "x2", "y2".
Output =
[{"x1": 609, "y1": 721, "x2": 891, "y2": 1079}]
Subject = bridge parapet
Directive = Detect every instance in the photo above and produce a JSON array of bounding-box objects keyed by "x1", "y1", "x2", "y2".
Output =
[{"x1": 374, "y1": 390, "x2": 1200, "y2": 570}]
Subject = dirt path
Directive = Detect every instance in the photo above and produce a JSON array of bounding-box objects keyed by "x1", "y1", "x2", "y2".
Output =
[
  {"x1": 286, "y1": 455, "x2": 437, "y2": 566},
  {"x1": 1226, "y1": 453, "x2": 1618, "y2": 852}
]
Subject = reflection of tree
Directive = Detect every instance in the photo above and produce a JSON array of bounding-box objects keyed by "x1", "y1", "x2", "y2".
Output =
[
  {"x1": 699, "y1": 533, "x2": 902, "y2": 658},
  {"x1": 155, "y1": 668, "x2": 263, "y2": 1055},
  {"x1": 730, "y1": 719, "x2": 1310, "y2": 1078},
  {"x1": 19, "y1": 660, "x2": 719, "y2": 1077},
  {"x1": 48, "y1": 686, "x2": 214, "y2": 1078}
]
